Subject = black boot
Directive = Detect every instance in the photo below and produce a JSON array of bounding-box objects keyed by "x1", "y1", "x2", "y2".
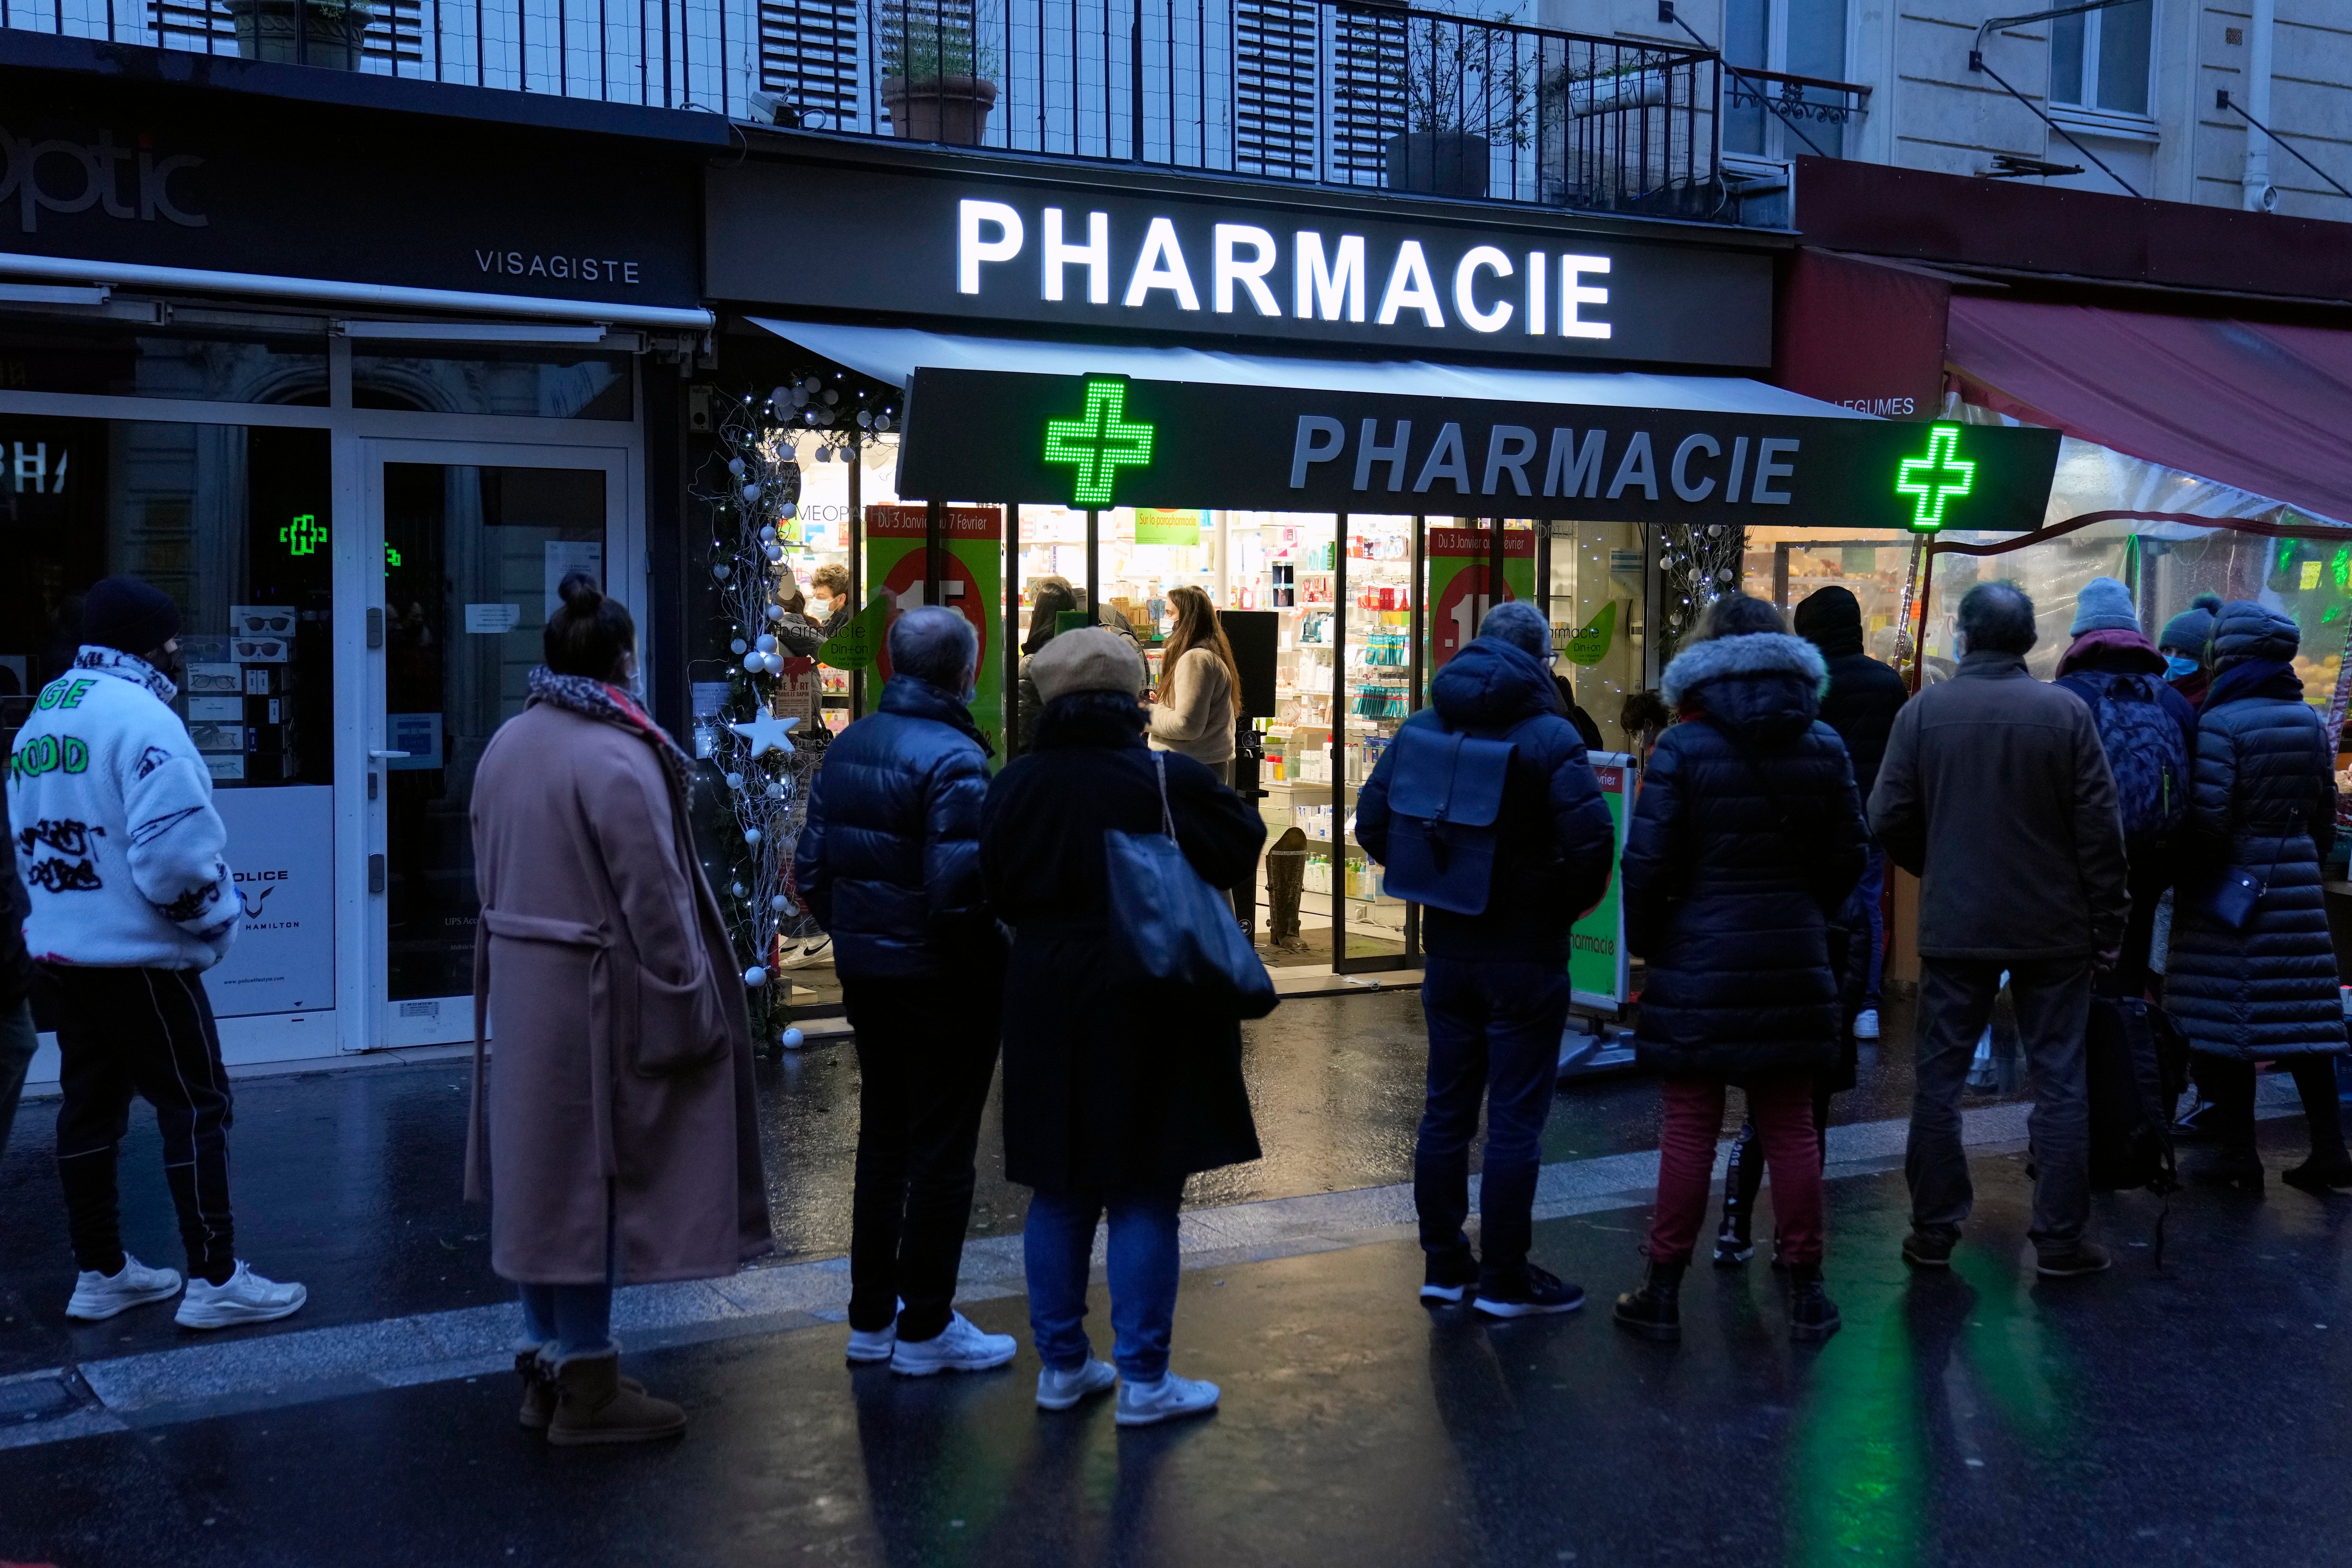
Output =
[
  {"x1": 2283, "y1": 1057, "x2": 2352, "y2": 1194},
  {"x1": 1714, "y1": 1124, "x2": 1763, "y2": 1266},
  {"x1": 1787, "y1": 1263, "x2": 1841, "y2": 1344},
  {"x1": 1613, "y1": 1257, "x2": 1685, "y2": 1341},
  {"x1": 2189, "y1": 1058, "x2": 2265, "y2": 1190}
]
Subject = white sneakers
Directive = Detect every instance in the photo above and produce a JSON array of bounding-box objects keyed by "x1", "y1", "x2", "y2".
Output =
[
  {"x1": 846, "y1": 1323, "x2": 897, "y2": 1364},
  {"x1": 889, "y1": 1311, "x2": 1017, "y2": 1376},
  {"x1": 1115, "y1": 1371, "x2": 1221, "y2": 1427},
  {"x1": 172, "y1": 1261, "x2": 308, "y2": 1330},
  {"x1": 775, "y1": 936, "x2": 833, "y2": 972},
  {"x1": 1036, "y1": 1357, "x2": 1117, "y2": 1411},
  {"x1": 66, "y1": 1256, "x2": 306, "y2": 1330},
  {"x1": 65, "y1": 1255, "x2": 183, "y2": 1321},
  {"x1": 1854, "y1": 1008, "x2": 1882, "y2": 1042}
]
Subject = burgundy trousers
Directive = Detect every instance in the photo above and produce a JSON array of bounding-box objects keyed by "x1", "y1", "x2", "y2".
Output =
[{"x1": 1648, "y1": 1073, "x2": 1824, "y2": 1267}]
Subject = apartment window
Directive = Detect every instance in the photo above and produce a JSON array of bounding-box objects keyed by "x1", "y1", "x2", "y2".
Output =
[
  {"x1": 1724, "y1": 0, "x2": 1851, "y2": 157},
  {"x1": 2051, "y1": 0, "x2": 2152, "y2": 116}
]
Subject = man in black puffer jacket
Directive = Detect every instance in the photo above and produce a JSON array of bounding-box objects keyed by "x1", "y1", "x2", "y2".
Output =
[
  {"x1": 1793, "y1": 586, "x2": 1907, "y2": 1042},
  {"x1": 1357, "y1": 602, "x2": 1617, "y2": 1319},
  {"x1": 795, "y1": 606, "x2": 1014, "y2": 1377}
]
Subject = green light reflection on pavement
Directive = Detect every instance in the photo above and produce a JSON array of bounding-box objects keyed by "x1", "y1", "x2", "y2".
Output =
[{"x1": 1786, "y1": 1282, "x2": 1923, "y2": 1568}]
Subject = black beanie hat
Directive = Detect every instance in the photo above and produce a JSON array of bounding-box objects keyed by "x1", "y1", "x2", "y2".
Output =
[
  {"x1": 82, "y1": 576, "x2": 182, "y2": 657},
  {"x1": 1793, "y1": 585, "x2": 1863, "y2": 646}
]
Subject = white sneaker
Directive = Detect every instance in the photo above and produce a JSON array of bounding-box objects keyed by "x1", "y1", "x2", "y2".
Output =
[
  {"x1": 1036, "y1": 1357, "x2": 1117, "y2": 1411},
  {"x1": 172, "y1": 1261, "x2": 307, "y2": 1330},
  {"x1": 890, "y1": 1311, "x2": 1017, "y2": 1376},
  {"x1": 65, "y1": 1255, "x2": 183, "y2": 1321},
  {"x1": 1854, "y1": 1008, "x2": 1881, "y2": 1042},
  {"x1": 1115, "y1": 1371, "x2": 1220, "y2": 1427},
  {"x1": 846, "y1": 1323, "x2": 897, "y2": 1365},
  {"x1": 777, "y1": 935, "x2": 834, "y2": 972}
]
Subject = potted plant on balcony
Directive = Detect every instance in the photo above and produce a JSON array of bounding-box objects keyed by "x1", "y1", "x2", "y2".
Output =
[
  {"x1": 879, "y1": 1, "x2": 1002, "y2": 146},
  {"x1": 1386, "y1": 12, "x2": 1535, "y2": 199},
  {"x1": 229, "y1": 0, "x2": 371, "y2": 68}
]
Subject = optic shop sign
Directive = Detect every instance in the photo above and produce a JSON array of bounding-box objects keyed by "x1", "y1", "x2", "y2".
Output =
[
  {"x1": 705, "y1": 162, "x2": 1772, "y2": 367},
  {"x1": 897, "y1": 369, "x2": 2063, "y2": 530}
]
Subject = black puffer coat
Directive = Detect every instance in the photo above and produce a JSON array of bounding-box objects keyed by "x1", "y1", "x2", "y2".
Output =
[
  {"x1": 982, "y1": 695, "x2": 1267, "y2": 1191},
  {"x1": 2165, "y1": 603, "x2": 2343, "y2": 1061},
  {"x1": 1622, "y1": 632, "x2": 1868, "y2": 1080}
]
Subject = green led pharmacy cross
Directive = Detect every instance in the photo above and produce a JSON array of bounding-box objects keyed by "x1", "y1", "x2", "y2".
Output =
[
  {"x1": 1893, "y1": 425, "x2": 1977, "y2": 532},
  {"x1": 280, "y1": 514, "x2": 328, "y2": 557},
  {"x1": 385, "y1": 544, "x2": 403, "y2": 570},
  {"x1": 1043, "y1": 378, "x2": 1155, "y2": 507}
]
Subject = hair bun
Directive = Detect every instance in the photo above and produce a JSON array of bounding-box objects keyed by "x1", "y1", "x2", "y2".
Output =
[{"x1": 557, "y1": 572, "x2": 604, "y2": 612}]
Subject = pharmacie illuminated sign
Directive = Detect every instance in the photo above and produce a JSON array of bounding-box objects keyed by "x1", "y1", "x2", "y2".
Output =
[
  {"x1": 898, "y1": 370, "x2": 2062, "y2": 530},
  {"x1": 705, "y1": 162, "x2": 1773, "y2": 368}
]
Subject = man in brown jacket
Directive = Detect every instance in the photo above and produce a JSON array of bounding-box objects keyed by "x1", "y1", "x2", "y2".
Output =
[{"x1": 1869, "y1": 580, "x2": 2130, "y2": 1279}]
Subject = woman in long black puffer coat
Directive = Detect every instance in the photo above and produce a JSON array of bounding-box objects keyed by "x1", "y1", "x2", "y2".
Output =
[
  {"x1": 982, "y1": 627, "x2": 1266, "y2": 1426},
  {"x1": 1614, "y1": 593, "x2": 1866, "y2": 1344},
  {"x1": 2165, "y1": 600, "x2": 2350, "y2": 1192}
]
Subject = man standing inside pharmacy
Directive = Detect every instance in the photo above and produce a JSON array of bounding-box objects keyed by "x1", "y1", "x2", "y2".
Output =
[
  {"x1": 11, "y1": 576, "x2": 308, "y2": 1331},
  {"x1": 1356, "y1": 602, "x2": 1617, "y2": 1317}
]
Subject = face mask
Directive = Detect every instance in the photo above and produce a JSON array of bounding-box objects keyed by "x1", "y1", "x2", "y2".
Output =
[
  {"x1": 2165, "y1": 655, "x2": 2199, "y2": 681},
  {"x1": 622, "y1": 653, "x2": 646, "y2": 701}
]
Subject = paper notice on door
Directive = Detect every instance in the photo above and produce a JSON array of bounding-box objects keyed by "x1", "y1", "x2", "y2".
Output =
[
  {"x1": 546, "y1": 541, "x2": 605, "y2": 617},
  {"x1": 464, "y1": 603, "x2": 521, "y2": 634}
]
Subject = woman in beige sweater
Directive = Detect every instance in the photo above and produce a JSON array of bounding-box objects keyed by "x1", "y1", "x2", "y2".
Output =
[{"x1": 1147, "y1": 585, "x2": 1240, "y2": 783}]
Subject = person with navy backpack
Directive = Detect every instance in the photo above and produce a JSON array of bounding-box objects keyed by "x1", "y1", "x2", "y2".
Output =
[
  {"x1": 1355, "y1": 601, "x2": 1617, "y2": 1318},
  {"x1": 2053, "y1": 577, "x2": 2198, "y2": 996},
  {"x1": 1610, "y1": 593, "x2": 1866, "y2": 1343}
]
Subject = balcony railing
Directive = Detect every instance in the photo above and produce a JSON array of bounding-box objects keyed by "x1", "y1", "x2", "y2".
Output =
[
  {"x1": 4, "y1": 0, "x2": 1773, "y2": 225},
  {"x1": 1722, "y1": 64, "x2": 1868, "y2": 160},
  {"x1": 761, "y1": 0, "x2": 1732, "y2": 221}
]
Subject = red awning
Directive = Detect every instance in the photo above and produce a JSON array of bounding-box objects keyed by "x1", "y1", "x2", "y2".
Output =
[{"x1": 1944, "y1": 298, "x2": 2352, "y2": 523}]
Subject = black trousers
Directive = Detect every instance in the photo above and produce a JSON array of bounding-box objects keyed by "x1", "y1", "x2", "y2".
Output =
[
  {"x1": 2197, "y1": 1054, "x2": 2348, "y2": 1163},
  {"x1": 841, "y1": 955, "x2": 1004, "y2": 1341},
  {"x1": 48, "y1": 965, "x2": 238, "y2": 1284}
]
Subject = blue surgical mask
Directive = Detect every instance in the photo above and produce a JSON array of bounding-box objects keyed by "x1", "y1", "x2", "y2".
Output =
[{"x1": 2164, "y1": 654, "x2": 2199, "y2": 681}]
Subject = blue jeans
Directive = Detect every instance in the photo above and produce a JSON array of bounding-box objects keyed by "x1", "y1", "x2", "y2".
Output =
[
  {"x1": 519, "y1": 1283, "x2": 615, "y2": 1361},
  {"x1": 1415, "y1": 955, "x2": 1574, "y2": 1284},
  {"x1": 1024, "y1": 1183, "x2": 1183, "y2": 1383},
  {"x1": 1842, "y1": 844, "x2": 1887, "y2": 1009}
]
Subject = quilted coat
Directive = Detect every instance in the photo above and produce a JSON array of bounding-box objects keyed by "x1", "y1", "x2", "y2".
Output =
[
  {"x1": 2165, "y1": 603, "x2": 2344, "y2": 1061},
  {"x1": 1622, "y1": 632, "x2": 1867, "y2": 1080},
  {"x1": 793, "y1": 675, "x2": 996, "y2": 979}
]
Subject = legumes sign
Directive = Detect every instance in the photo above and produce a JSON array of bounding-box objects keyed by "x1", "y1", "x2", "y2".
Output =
[{"x1": 895, "y1": 369, "x2": 2063, "y2": 532}]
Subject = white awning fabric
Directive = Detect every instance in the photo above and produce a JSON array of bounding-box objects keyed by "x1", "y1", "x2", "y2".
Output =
[{"x1": 749, "y1": 317, "x2": 1873, "y2": 420}]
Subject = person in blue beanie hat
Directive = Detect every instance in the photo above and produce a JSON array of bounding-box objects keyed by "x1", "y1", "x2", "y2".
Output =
[
  {"x1": 2158, "y1": 593, "x2": 2225, "y2": 709},
  {"x1": 2053, "y1": 577, "x2": 2199, "y2": 996},
  {"x1": 1356, "y1": 600, "x2": 1617, "y2": 1318}
]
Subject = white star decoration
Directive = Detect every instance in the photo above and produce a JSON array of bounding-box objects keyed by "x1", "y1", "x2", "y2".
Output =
[{"x1": 729, "y1": 712, "x2": 800, "y2": 757}]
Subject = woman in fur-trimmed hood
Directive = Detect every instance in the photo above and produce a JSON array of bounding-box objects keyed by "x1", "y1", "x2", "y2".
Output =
[{"x1": 1613, "y1": 593, "x2": 1867, "y2": 1346}]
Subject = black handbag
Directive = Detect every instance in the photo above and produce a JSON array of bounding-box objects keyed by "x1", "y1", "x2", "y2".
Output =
[
  {"x1": 2203, "y1": 825, "x2": 2288, "y2": 933},
  {"x1": 1103, "y1": 752, "x2": 1278, "y2": 1020}
]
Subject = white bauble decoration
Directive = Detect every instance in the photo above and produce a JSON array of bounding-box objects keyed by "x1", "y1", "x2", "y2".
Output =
[
  {"x1": 802, "y1": 376, "x2": 822, "y2": 394},
  {"x1": 755, "y1": 633, "x2": 778, "y2": 654},
  {"x1": 743, "y1": 966, "x2": 768, "y2": 988},
  {"x1": 730, "y1": 638, "x2": 748, "y2": 655},
  {"x1": 724, "y1": 771, "x2": 745, "y2": 790},
  {"x1": 768, "y1": 386, "x2": 789, "y2": 410},
  {"x1": 765, "y1": 603, "x2": 785, "y2": 622},
  {"x1": 875, "y1": 416, "x2": 891, "y2": 432},
  {"x1": 823, "y1": 388, "x2": 839, "y2": 405},
  {"x1": 740, "y1": 482, "x2": 761, "y2": 505},
  {"x1": 712, "y1": 563, "x2": 731, "y2": 581},
  {"x1": 780, "y1": 503, "x2": 798, "y2": 519},
  {"x1": 857, "y1": 410, "x2": 873, "y2": 428},
  {"x1": 780, "y1": 1027, "x2": 805, "y2": 1049},
  {"x1": 769, "y1": 894, "x2": 789, "y2": 912},
  {"x1": 730, "y1": 882, "x2": 746, "y2": 897},
  {"x1": 759, "y1": 524, "x2": 777, "y2": 544},
  {"x1": 726, "y1": 457, "x2": 746, "y2": 478},
  {"x1": 765, "y1": 544, "x2": 786, "y2": 564},
  {"x1": 765, "y1": 780, "x2": 784, "y2": 799},
  {"x1": 743, "y1": 828, "x2": 762, "y2": 846}
]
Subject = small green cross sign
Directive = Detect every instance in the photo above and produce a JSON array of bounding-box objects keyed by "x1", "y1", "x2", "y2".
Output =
[
  {"x1": 1894, "y1": 425, "x2": 1977, "y2": 532},
  {"x1": 1043, "y1": 378, "x2": 1155, "y2": 507},
  {"x1": 280, "y1": 513, "x2": 327, "y2": 556}
]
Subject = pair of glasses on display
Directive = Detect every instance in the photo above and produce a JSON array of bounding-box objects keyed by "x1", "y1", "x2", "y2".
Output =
[{"x1": 236, "y1": 639, "x2": 290, "y2": 663}]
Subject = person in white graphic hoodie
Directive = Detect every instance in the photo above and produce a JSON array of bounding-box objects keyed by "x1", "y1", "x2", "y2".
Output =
[{"x1": 8, "y1": 576, "x2": 306, "y2": 1330}]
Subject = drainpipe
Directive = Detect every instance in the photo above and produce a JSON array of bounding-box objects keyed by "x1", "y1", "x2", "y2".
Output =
[{"x1": 2242, "y1": 0, "x2": 2277, "y2": 211}]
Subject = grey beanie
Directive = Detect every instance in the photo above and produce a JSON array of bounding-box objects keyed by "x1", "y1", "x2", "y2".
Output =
[
  {"x1": 2069, "y1": 576, "x2": 2141, "y2": 636},
  {"x1": 1028, "y1": 625, "x2": 1145, "y2": 702},
  {"x1": 1479, "y1": 601, "x2": 1554, "y2": 664}
]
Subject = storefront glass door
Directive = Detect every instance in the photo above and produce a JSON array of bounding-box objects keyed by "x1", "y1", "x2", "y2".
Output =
[{"x1": 362, "y1": 442, "x2": 631, "y2": 1047}]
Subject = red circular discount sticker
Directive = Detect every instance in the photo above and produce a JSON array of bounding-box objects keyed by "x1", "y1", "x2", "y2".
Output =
[
  {"x1": 1431, "y1": 563, "x2": 1518, "y2": 672},
  {"x1": 874, "y1": 550, "x2": 991, "y2": 683}
]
